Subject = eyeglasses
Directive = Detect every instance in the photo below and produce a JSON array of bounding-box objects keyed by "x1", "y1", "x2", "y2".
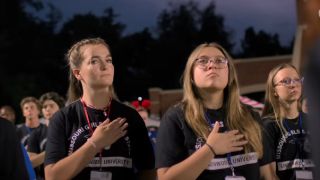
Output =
[
  {"x1": 194, "y1": 56, "x2": 228, "y2": 69},
  {"x1": 274, "y1": 77, "x2": 304, "y2": 87}
]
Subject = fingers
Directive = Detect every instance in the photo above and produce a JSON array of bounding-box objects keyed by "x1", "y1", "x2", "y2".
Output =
[
  {"x1": 227, "y1": 130, "x2": 239, "y2": 135},
  {"x1": 233, "y1": 140, "x2": 248, "y2": 147},
  {"x1": 233, "y1": 134, "x2": 244, "y2": 141},
  {"x1": 229, "y1": 146, "x2": 244, "y2": 153},
  {"x1": 212, "y1": 121, "x2": 220, "y2": 133},
  {"x1": 100, "y1": 118, "x2": 110, "y2": 126},
  {"x1": 102, "y1": 117, "x2": 126, "y2": 129}
]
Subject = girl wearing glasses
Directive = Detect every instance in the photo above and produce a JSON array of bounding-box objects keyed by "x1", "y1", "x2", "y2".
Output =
[
  {"x1": 156, "y1": 43, "x2": 273, "y2": 180},
  {"x1": 44, "y1": 38, "x2": 155, "y2": 180},
  {"x1": 262, "y1": 63, "x2": 313, "y2": 179}
]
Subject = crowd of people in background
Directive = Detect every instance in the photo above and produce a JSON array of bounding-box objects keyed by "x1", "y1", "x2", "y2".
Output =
[{"x1": 0, "y1": 37, "x2": 317, "y2": 180}]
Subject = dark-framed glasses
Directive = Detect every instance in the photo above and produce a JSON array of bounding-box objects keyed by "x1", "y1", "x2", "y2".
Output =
[
  {"x1": 194, "y1": 56, "x2": 228, "y2": 69},
  {"x1": 275, "y1": 77, "x2": 304, "y2": 87}
]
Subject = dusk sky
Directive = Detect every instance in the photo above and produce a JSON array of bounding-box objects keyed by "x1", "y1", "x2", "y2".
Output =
[{"x1": 37, "y1": 0, "x2": 296, "y2": 51}]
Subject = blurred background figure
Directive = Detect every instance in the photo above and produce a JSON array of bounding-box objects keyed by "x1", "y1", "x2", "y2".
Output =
[
  {"x1": 27, "y1": 92, "x2": 65, "y2": 180},
  {"x1": 16, "y1": 96, "x2": 44, "y2": 148},
  {"x1": 131, "y1": 97, "x2": 160, "y2": 148},
  {"x1": 0, "y1": 117, "x2": 29, "y2": 179},
  {"x1": 0, "y1": 105, "x2": 16, "y2": 124},
  {"x1": 306, "y1": 40, "x2": 320, "y2": 179}
]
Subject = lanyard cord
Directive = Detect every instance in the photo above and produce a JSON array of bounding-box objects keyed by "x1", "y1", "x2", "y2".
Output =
[
  {"x1": 80, "y1": 97, "x2": 112, "y2": 171},
  {"x1": 283, "y1": 113, "x2": 305, "y2": 169},
  {"x1": 204, "y1": 110, "x2": 235, "y2": 176}
]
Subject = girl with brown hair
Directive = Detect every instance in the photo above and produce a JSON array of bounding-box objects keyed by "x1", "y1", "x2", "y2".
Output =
[
  {"x1": 156, "y1": 42, "x2": 273, "y2": 180},
  {"x1": 44, "y1": 38, "x2": 155, "y2": 180}
]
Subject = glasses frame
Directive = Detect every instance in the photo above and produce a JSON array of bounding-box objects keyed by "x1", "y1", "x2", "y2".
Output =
[
  {"x1": 274, "y1": 77, "x2": 304, "y2": 87},
  {"x1": 194, "y1": 56, "x2": 229, "y2": 69}
]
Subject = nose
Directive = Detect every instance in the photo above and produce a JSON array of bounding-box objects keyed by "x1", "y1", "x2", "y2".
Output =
[
  {"x1": 100, "y1": 60, "x2": 107, "y2": 70},
  {"x1": 207, "y1": 59, "x2": 217, "y2": 69}
]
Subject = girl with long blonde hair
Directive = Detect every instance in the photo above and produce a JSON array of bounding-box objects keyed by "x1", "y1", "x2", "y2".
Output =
[
  {"x1": 262, "y1": 63, "x2": 313, "y2": 179},
  {"x1": 156, "y1": 42, "x2": 273, "y2": 180}
]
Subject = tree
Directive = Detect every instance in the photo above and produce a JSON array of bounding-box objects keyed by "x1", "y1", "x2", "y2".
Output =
[
  {"x1": 0, "y1": 0, "x2": 63, "y2": 122},
  {"x1": 198, "y1": 2, "x2": 234, "y2": 52},
  {"x1": 150, "y1": 1, "x2": 233, "y2": 89},
  {"x1": 240, "y1": 27, "x2": 292, "y2": 57},
  {"x1": 113, "y1": 28, "x2": 156, "y2": 100}
]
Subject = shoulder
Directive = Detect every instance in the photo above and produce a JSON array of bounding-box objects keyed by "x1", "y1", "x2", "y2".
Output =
[
  {"x1": 261, "y1": 115, "x2": 279, "y2": 132},
  {"x1": 111, "y1": 100, "x2": 141, "y2": 119},
  {"x1": 60, "y1": 100, "x2": 81, "y2": 115},
  {"x1": 0, "y1": 118, "x2": 15, "y2": 131},
  {"x1": 161, "y1": 103, "x2": 185, "y2": 126},
  {"x1": 52, "y1": 100, "x2": 81, "y2": 120},
  {"x1": 111, "y1": 99, "x2": 137, "y2": 114},
  {"x1": 16, "y1": 123, "x2": 24, "y2": 130},
  {"x1": 261, "y1": 115, "x2": 276, "y2": 126}
]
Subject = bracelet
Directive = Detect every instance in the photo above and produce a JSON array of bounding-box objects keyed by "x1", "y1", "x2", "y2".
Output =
[
  {"x1": 205, "y1": 143, "x2": 215, "y2": 156},
  {"x1": 87, "y1": 138, "x2": 97, "y2": 149}
]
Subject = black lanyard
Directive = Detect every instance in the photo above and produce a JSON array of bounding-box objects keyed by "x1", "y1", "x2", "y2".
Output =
[
  {"x1": 205, "y1": 111, "x2": 236, "y2": 176},
  {"x1": 283, "y1": 113, "x2": 305, "y2": 169}
]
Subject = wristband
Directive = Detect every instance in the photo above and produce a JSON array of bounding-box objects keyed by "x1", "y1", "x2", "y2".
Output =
[
  {"x1": 205, "y1": 143, "x2": 215, "y2": 156},
  {"x1": 87, "y1": 138, "x2": 97, "y2": 149}
]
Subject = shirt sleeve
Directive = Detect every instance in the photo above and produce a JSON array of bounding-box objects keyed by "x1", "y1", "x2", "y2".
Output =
[
  {"x1": 259, "y1": 124, "x2": 275, "y2": 166},
  {"x1": 27, "y1": 130, "x2": 40, "y2": 153},
  {"x1": 261, "y1": 118, "x2": 277, "y2": 163},
  {"x1": 246, "y1": 107, "x2": 274, "y2": 166},
  {"x1": 155, "y1": 106, "x2": 188, "y2": 168},
  {"x1": 129, "y1": 109, "x2": 155, "y2": 170},
  {"x1": 44, "y1": 111, "x2": 68, "y2": 166},
  {"x1": 0, "y1": 119, "x2": 29, "y2": 179}
]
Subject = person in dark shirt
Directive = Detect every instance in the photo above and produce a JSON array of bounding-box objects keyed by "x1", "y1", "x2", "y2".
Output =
[
  {"x1": 156, "y1": 42, "x2": 274, "y2": 180},
  {"x1": 0, "y1": 117, "x2": 29, "y2": 179},
  {"x1": 27, "y1": 92, "x2": 65, "y2": 179},
  {"x1": 262, "y1": 63, "x2": 313, "y2": 179},
  {"x1": 16, "y1": 96, "x2": 45, "y2": 148},
  {"x1": 305, "y1": 40, "x2": 320, "y2": 179},
  {"x1": 44, "y1": 37, "x2": 155, "y2": 180}
]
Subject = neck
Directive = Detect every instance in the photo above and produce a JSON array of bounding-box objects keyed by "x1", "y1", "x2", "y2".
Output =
[
  {"x1": 25, "y1": 117, "x2": 40, "y2": 128},
  {"x1": 45, "y1": 119, "x2": 49, "y2": 127},
  {"x1": 82, "y1": 87, "x2": 112, "y2": 109},
  {"x1": 202, "y1": 90, "x2": 224, "y2": 109},
  {"x1": 280, "y1": 101, "x2": 299, "y2": 119}
]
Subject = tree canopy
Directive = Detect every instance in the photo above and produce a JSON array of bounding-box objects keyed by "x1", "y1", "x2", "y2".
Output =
[{"x1": 0, "y1": 0, "x2": 292, "y2": 122}]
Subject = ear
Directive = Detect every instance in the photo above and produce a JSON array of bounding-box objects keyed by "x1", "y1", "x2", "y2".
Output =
[
  {"x1": 72, "y1": 69, "x2": 82, "y2": 80},
  {"x1": 273, "y1": 88, "x2": 278, "y2": 97}
]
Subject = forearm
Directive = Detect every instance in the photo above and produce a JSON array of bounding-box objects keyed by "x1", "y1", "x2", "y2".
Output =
[
  {"x1": 260, "y1": 162, "x2": 278, "y2": 180},
  {"x1": 45, "y1": 141, "x2": 99, "y2": 180},
  {"x1": 158, "y1": 145, "x2": 214, "y2": 180},
  {"x1": 28, "y1": 151, "x2": 45, "y2": 167}
]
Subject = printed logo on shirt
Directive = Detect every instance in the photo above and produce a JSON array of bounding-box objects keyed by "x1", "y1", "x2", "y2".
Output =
[
  {"x1": 68, "y1": 122, "x2": 102, "y2": 154},
  {"x1": 276, "y1": 129, "x2": 306, "y2": 160},
  {"x1": 277, "y1": 159, "x2": 315, "y2": 171},
  {"x1": 206, "y1": 152, "x2": 258, "y2": 170},
  {"x1": 40, "y1": 138, "x2": 47, "y2": 151},
  {"x1": 195, "y1": 137, "x2": 205, "y2": 150},
  {"x1": 21, "y1": 134, "x2": 30, "y2": 147},
  {"x1": 87, "y1": 157, "x2": 133, "y2": 168}
]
